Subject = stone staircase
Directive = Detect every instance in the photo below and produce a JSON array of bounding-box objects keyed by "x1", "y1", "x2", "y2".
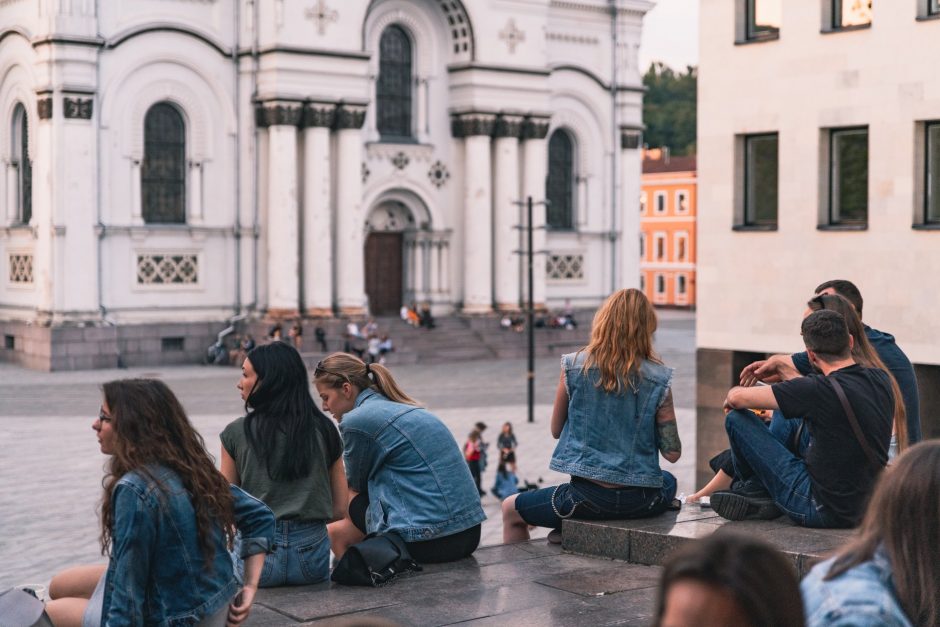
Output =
[{"x1": 246, "y1": 312, "x2": 592, "y2": 368}]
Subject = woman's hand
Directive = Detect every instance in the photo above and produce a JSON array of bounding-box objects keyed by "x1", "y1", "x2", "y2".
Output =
[{"x1": 227, "y1": 584, "x2": 257, "y2": 626}]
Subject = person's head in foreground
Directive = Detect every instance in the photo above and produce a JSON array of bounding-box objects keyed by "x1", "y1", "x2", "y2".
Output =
[
  {"x1": 811, "y1": 440, "x2": 940, "y2": 626},
  {"x1": 656, "y1": 532, "x2": 804, "y2": 627}
]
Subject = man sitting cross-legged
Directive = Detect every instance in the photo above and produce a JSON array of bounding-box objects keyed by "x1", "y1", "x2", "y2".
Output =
[{"x1": 712, "y1": 309, "x2": 893, "y2": 528}]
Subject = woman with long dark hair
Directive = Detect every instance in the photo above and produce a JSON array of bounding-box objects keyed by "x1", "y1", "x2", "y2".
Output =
[
  {"x1": 313, "y1": 352, "x2": 485, "y2": 564},
  {"x1": 502, "y1": 288, "x2": 681, "y2": 543},
  {"x1": 45, "y1": 379, "x2": 274, "y2": 627},
  {"x1": 221, "y1": 341, "x2": 345, "y2": 586},
  {"x1": 802, "y1": 440, "x2": 940, "y2": 626}
]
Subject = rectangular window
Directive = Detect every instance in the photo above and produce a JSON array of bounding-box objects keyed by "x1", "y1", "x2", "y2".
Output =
[
  {"x1": 927, "y1": 122, "x2": 940, "y2": 223},
  {"x1": 746, "y1": 0, "x2": 781, "y2": 40},
  {"x1": 743, "y1": 133, "x2": 779, "y2": 226},
  {"x1": 654, "y1": 191, "x2": 666, "y2": 214},
  {"x1": 932, "y1": 0, "x2": 940, "y2": 16},
  {"x1": 676, "y1": 232, "x2": 688, "y2": 262},
  {"x1": 829, "y1": 127, "x2": 868, "y2": 225},
  {"x1": 640, "y1": 273, "x2": 646, "y2": 293},
  {"x1": 640, "y1": 234, "x2": 646, "y2": 259},
  {"x1": 655, "y1": 233, "x2": 666, "y2": 260},
  {"x1": 677, "y1": 274, "x2": 687, "y2": 295},
  {"x1": 831, "y1": 0, "x2": 872, "y2": 28},
  {"x1": 655, "y1": 273, "x2": 666, "y2": 295},
  {"x1": 676, "y1": 190, "x2": 690, "y2": 213},
  {"x1": 640, "y1": 192, "x2": 647, "y2": 214}
]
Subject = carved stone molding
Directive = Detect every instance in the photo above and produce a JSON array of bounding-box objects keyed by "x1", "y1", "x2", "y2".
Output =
[
  {"x1": 391, "y1": 151, "x2": 410, "y2": 170},
  {"x1": 493, "y1": 115, "x2": 525, "y2": 139},
  {"x1": 620, "y1": 128, "x2": 643, "y2": 150},
  {"x1": 521, "y1": 116, "x2": 550, "y2": 140},
  {"x1": 302, "y1": 102, "x2": 335, "y2": 128},
  {"x1": 255, "y1": 102, "x2": 303, "y2": 128},
  {"x1": 63, "y1": 97, "x2": 93, "y2": 120},
  {"x1": 333, "y1": 104, "x2": 367, "y2": 130},
  {"x1": 450, "y1": 113, "x2": 497, "y2": 138},
  {"x1": 37, "y1": 97, "x2": 53, "y2": 120},
  {"x1": 428, "y1": 161, "x2": 450, "y2": 188}
]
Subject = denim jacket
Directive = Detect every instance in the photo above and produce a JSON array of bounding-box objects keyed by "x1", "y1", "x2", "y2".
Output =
[
  {"x1": 339, "y1": 389, "x2": 486, "y2": 542},
  {"x1": 550, "y1": 352, "x2": 673, "y2": 487},
  {"x1": 801, "y1": 552, "x2": 913, "y2": 627},
  {"x1": 100, "y1": 465, "x2": 274, "y2": 627}
]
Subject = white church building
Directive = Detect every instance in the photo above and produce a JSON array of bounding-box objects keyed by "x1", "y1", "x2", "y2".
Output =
[{"x1": 0, "y1": 0, "x2": 651, "y2": 369}]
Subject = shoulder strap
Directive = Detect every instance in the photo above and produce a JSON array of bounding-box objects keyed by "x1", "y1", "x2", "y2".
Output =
[{"x1": 828, "y1": 376, "x2": 883, "y2": 472}]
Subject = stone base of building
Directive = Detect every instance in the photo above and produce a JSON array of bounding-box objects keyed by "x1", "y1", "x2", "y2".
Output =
[
  {"x1": 0, "y1": 319, "x2": 227, "y2": 371},
  {"x1": 696, "y1": 348, "x2": 940, "y2": 487}
]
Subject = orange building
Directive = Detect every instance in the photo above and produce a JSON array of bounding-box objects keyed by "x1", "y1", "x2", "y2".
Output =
[{"x1": 640, "y1": 149, "x2": 696, "y2": 307}]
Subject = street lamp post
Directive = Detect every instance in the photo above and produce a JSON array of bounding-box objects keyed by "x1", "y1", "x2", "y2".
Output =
[{"x1": 514, "y1": 195, "x2": 548, "y2": 423}]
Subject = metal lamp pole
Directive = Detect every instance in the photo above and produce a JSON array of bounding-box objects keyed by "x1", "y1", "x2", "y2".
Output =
[{"x1": 514, "y1": 195, "x2": 548, "y2": 423}]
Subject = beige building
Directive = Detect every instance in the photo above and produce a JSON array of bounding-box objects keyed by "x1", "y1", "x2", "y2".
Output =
[{"x1": 696, "y1": 0, "x2": 940, "y2": 482}]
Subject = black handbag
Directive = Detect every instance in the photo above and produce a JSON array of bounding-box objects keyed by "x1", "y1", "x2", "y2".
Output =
[{"x1": 330, "y1": 532, "x2": 422, "y2": 587}]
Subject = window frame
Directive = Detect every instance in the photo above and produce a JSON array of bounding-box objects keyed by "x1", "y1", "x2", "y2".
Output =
[
  {"x1": 740, "y1": 132, "x2": 779, "y2": 228},
  {"x1": 546, "y1": 128, "x2": 576, "y2": 231},
  {"x1": 639, "y1": 233, "x2": 646, "y2": 259},
  {"x1": 640, "y1": 191, "x2": 647, "y2": 214},
  {"x1": 141, "y1": 101, "x2": 187, "y2": 225},
  {"x1": 932, "y1": 0, "x2": 940, "y2": 16},
  {"x1": 675, "y1": 231, "x2": 689, "y2": 262},
  {"x1": 827, "y1": 126, "x2": 869, "y2": 228},
  {"x1": 654, "y1": 273, "x2": 666, "y2": 296},
  {"x1": 654, "y1": 231, "x2": 666, "y2": 261},
  {"x1": 828, "y1": 0, "x2": 872, "y2": 31},
  {"x1": 676, "y1": 273, "x2": 688, "y2": 297},
  {"x1": 925, "y1": 121, "x2": 940, "y2": 224},
  {"x1": 675, "y1": 189, "x2": 690, "y2": 214},
  {"x1": 653, "y1": 191, "x2": 667, "y2": 214},
  {"x1": 11, "y1": 103, "x2": 31, "y2": 225},
  {"x1": 376, "y1": 24, "x2": 415, "y2": 142},
  {"x1": 745, "y1": 0, "x2": 781, "y2": 41}
]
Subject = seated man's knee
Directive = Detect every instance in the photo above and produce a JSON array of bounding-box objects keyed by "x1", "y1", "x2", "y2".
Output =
[{"x1": 501, "y1": 494, "x2": 520, "y2": 520}]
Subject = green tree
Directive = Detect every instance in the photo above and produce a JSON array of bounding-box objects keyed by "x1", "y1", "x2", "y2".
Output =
[{"x1": 642, "y1": 63, "x2": 697, "y2": 156}]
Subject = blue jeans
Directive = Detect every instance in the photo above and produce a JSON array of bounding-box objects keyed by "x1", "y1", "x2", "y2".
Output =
[
  {"x1": 725, "y1": 410, "x2": 838, "y2": 528},
  {"x1": 768, "y1": 410, "x2": 810, "y2": 456},
  {"x1": 514, "y1": 473, "x2": 677, "y2": 530},
  {"x1": 239, "y1": 520, "x2": 330, "y2": 587}
]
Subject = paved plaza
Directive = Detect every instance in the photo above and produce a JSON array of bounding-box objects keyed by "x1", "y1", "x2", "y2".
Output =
[{"x1": 0, "y1": 311, "x2": 695, "y2": 590}]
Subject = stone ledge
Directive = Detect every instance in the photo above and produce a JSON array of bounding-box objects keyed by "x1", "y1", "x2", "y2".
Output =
[{"x1": 562, "y1": 505, "x2": 854, "y2": 577}]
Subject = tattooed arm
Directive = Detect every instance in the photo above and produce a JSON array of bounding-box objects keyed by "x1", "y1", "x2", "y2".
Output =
[{"x1": 655, "y1": 389, "x2": 682, "y2": 463}]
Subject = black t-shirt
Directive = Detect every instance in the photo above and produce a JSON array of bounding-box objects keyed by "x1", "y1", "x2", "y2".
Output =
[{"x1": 772, "y1": 364, "x2": 892, "y2": 526}]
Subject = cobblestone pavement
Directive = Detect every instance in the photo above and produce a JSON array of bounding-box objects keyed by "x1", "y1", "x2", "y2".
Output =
[{"x1": 0, "y1": 311, "x2": 695, "y2": 589}]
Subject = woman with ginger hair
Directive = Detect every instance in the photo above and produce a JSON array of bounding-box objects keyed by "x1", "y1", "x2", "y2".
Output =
[{"x1": 502, "y1": 288, "x2": 681, "y2": 543}]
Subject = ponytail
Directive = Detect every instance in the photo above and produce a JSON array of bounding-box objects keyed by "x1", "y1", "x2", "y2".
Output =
[{"x1": 313, "y1": 352, "x2": 420, "y2": 406}]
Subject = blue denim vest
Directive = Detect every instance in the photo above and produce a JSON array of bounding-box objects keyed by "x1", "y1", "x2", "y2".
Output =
[
  {"x1": 550, "y1": 352, "x2": 673, "y2": 487},
  {"x1": 340, "y1": 389, "x2": 486, "y2": 542},
  {"x1": 801, "y1": 552, "x2": 913, "y2": 627},
  {"x1": 100, "y1": 465, "x2": 274, "y2": 626}
]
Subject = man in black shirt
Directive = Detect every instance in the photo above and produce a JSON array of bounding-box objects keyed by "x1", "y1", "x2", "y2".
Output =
[{"x1": 712, "y1": 310, "x2": 893, "y2": 528}]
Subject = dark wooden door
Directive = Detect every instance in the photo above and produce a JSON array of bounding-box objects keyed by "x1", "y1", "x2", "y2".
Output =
[{"x1": 365, "y1": 232, "x2": 403, "y2": 315}]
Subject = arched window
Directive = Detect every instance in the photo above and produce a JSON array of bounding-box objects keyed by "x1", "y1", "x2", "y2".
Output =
[
  {"x1": 377, "y1": 25, "x2": 413, "y2": 140},
  {"x1": 142, "y1": 102, "x2": 186, "y2": 224},
  {"x1": 11, "y1": 103, "x2": 31, "y2": 224},
  {"x1": 546, "y1": 129, "x2": 575, "y2": 229}
]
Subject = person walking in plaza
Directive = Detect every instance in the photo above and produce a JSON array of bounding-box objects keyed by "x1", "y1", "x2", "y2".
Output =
[
  {"x1": 502, "y1": 288, "x2": 681, "y2": 543},
  {"x1": 801, "y1": 440, "x2": 940, "y2": 626},
  {"x1": 221, "y1": 342, "x2": 345, "y2": 587},
  {"x1": 497, "y1": 421, "x2": 518, "y2": 473},
  {"x1": 464, "y1": 429, "x2": 484, "y2": 496},
  {"x1": 45, "y1": 379, "x2": 274, "y2": 627},
  {"x1": 313, "y1": 352, "x2": 485, "y2": 564}
]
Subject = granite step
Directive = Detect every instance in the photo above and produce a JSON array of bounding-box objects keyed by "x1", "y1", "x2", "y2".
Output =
[{"x1": 561, "y1": 504, "x2": 855, "y2": 577}]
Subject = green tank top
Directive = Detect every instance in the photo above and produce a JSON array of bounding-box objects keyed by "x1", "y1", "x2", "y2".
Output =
[{"x1": 221, "y1": 415, "x2": 334, "y2": 521}]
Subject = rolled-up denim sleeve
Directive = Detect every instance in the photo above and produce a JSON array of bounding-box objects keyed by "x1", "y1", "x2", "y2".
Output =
[
  {"x1": 231, "y1": 484, "x2": 274, "y2": 558},
  {"x1": 342, "y1": 429, "x2": 380, "y2": 494},
  {"x1": 106, "y1": 483, "x2": 154, "y2": 627}
]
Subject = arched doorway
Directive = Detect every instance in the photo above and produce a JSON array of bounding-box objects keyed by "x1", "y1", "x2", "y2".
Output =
[{"x1": 364, "y1": 201, "x2": 416, "y2": 315}]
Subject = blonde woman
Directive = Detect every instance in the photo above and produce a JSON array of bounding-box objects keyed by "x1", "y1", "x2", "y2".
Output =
[
  {"x1": 313, "y1": 353, "x2": 485, "y2": 564},
  {"x1": 502, "y1": 289, "x2": 681, "y2": 542}
]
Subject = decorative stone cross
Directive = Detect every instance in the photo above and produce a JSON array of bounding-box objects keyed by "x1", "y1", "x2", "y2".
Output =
[
  {"x1": 499, "y1": 19, "x2": 525, "y2": 54},
  {"x1": 305, "y1": 0, "x2": 338, "y2": 36}
]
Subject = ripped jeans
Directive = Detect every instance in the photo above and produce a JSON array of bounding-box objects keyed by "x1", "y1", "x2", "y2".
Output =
[{"x1": 513, "y1": 472, "x2": 677, "y2": 530}]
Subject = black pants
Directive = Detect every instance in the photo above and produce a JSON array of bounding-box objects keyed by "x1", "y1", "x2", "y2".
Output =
[{"x1": 349, "y1": 493, "x2": 481, "y2": 564}]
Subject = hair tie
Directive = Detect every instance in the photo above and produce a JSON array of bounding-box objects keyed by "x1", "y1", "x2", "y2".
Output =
[{"x1": 364, "y1": 363, "x2": 372, "y2": 379}]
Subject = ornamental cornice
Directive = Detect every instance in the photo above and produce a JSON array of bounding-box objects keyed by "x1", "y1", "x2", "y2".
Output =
[
  {"x1": 255, "y1": 102, "x2": 303, "y2": 128},
  {"x1": 63, "y1": 97, "x2": 93, "y2": 120},
  {"x1": 333, "y1": 103, "x2": 367, "y2": 130},
  {"x1": 521, "y1": 115, "x2": 551, "y2": 140},
  {"x1": 366, "y1": 142, "x2": 434, "y2": 163},
  {"x1": 37, "y1": 97, "x2": 53, "y2": 120},
  {"x1": 450, "y1": 113, "x2": 497, "y2": 138},
  {"x1": 493, "y1": 114, "x2": 526, "y2": 139},
  {"x1": 302, "y1": 102, "x2": 335, "y2": 128},
  {"x1": 620, "y1": 128, "x2": 642, "y2": 150}
]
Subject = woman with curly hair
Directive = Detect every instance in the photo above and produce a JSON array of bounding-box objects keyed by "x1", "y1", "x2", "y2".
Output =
[
  {"x1": 221, "y1": 341, "x2": 345, "y2": 586},
  {"x1": 45, "y1": 379, "x2": 274, "y2": 627},
  {"x1": 502, "y1": 288, "x2": 681, "y2": 542}
]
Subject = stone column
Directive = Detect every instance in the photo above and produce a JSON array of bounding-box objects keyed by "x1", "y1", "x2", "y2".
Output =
[
  {"x1": 429, "y1": 239, "x2": 440, "y2": 296},
  {"x1": 32, "y1": 93, "x2": 55, "y2": 320},
  {"x1": 452, "y1": 113, "x2": 496, "y2": 313},
  {"x1": 492, "y1": 115, "x2": 524, "y2": 311},
  {"x1": 257, "y1": 102, "x2": 302, "y2": 317},
  {"x1": 302, "y1": 103, "x2": 335, "y2": 316},
  {"x1": 333, "y1": 104, "x2": 368, "y2": 315},
  {"x1": 619, "y1": 126, "x2": 643, "y2": 289},
  {"x1": 522, "y1": 115, "x2": 550, "y2": 309}
]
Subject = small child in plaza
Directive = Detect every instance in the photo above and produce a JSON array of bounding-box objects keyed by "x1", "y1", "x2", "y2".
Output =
[
  {"x1": 491, "y1": 461, "x2": 519, "y2": 500},
  {"x1": 464, "y1": 429, "x2": 484, "y2": 497},
  {"x1": 497, "y1": 421, "x2": 518, "y2": 473}
]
